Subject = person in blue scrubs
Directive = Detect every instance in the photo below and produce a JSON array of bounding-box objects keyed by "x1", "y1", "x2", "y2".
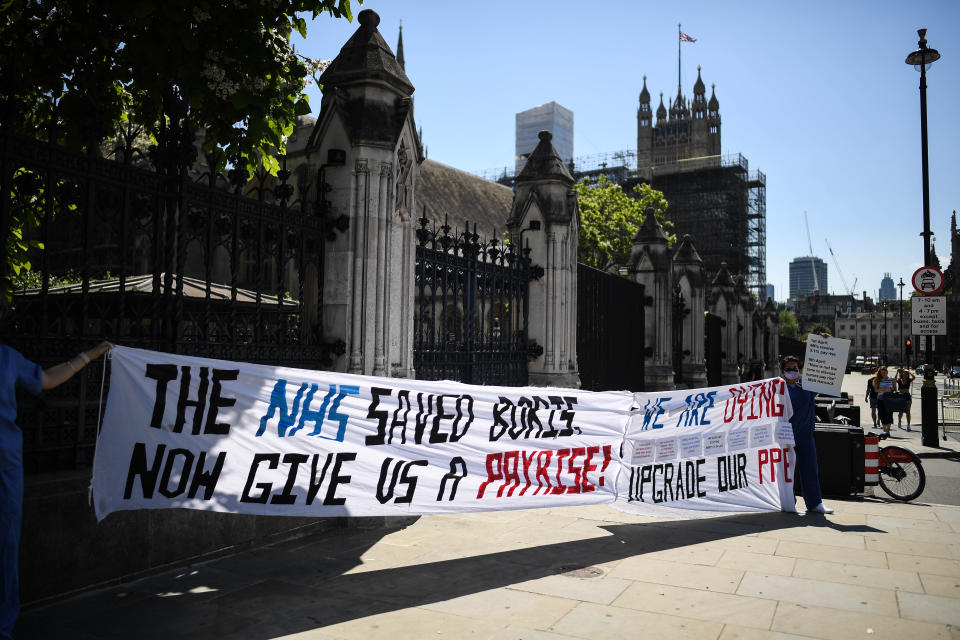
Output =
[
  {"x1": 1, "y1": 302, "x2": 111, "y2": 639},
  {"x1": 781, "y1": 355, "x2": 834, "y2": 515}
]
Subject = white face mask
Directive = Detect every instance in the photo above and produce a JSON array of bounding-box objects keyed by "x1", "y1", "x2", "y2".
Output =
[{"x1": 784, "y1": 370, "x2": 800, "y2": 381}]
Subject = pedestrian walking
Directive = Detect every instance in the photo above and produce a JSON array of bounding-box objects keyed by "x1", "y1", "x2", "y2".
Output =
[
  {"x1": 895, "y1": 368, "x2": 916, "y2": 431},
  {"x1": 873, "y1": 365, "x2": 895, "y2": 435},
  {"x1": 0, "y1": 299, "x2": 111, "y2": 640},
  {"x1": 865, "y1": 376, "x2": 879, "y2": 428}
]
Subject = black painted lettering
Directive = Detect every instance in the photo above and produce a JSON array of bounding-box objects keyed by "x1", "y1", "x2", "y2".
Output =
[
  {"x1": 159, "y1": 448, "x2": 194, "y2": 498},
  {"x1": 205, "y1": 369, "x2": 238, "y2": 435},
  {"x1": 123, "y1": 443, "x2": 166, "y2": 499},
  {"x1": 187, "y1": 451, "x2": 227, "y2": 500},
  {"x1": 241, "y1": 453, "x2": 279, "y2": 504},
  {"x1": 306, "y1": 453, "x2": 334, "y2": 505},
  {"x1": 323, "y1": 452, "x2": 356, "y2": 506},
  {"x1": 437, "y1": 456, "x2": 467, "y2": 501},
  {"x1": 365, "y1": 387, "x2": 392, "y2": 446},
  {"x1": 175, "y1": 367, "x2": 208, "y2": 434},
  {"x1": 270, "y1": 453, "x2": 309, "y2": 505},
  {"x1": 145, "y1": 364, "x2": 177, "y2": 429}
]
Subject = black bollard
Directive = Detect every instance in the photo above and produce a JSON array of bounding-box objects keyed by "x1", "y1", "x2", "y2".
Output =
[{"x1": 920, "y1": 364, "x2": 939, "y2": 448}]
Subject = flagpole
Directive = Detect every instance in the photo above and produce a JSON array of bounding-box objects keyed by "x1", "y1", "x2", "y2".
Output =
[{"x1": 678, "y1": 23, "x2": 682, "y2": 94}]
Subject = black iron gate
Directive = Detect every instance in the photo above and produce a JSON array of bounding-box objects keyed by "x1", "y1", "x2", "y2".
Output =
[
  {"x1": 577, "y1": 263, "x2": 645, "y2": 391},
  {"x1": 705, "y1": 312, "x2": 724, "y2": 386},
  {"x1": 414, "y1": 215, "x2": 534, "y2": 386},
  {"x1": 1, "y1": 131, "x2": 341, "y2": 471}
]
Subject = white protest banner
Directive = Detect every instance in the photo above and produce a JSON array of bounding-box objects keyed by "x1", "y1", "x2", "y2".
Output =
[
  {"x1": 92, "y1": 347, "x2": 631, "y2": 521},
  {"x1": 615, "y1": 378, "x2": 800, "y2": 516},
  {"x1": 92, "y1": 348, "x2": 800, "y2": 521},
  {"x1": 800, "y1": 334, "x2": 850, "y2": 396}
]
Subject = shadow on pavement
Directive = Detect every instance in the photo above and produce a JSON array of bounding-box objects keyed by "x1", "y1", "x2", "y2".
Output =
[{"x1": 15, "y1": 510, "x2": 885, "y2": 640}]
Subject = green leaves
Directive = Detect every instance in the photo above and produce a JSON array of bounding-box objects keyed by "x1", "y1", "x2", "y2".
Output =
[
  {"x1": 575, "y1": 175, "x2": 671, "y2": 272},
  {"x1": 779, "y1": 310, "x2": 799, "y2": 340},
  {"x1": 1, "y1": 0, "x2": 361, "y2": 297}
]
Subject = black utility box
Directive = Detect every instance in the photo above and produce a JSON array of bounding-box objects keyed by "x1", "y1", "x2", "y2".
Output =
[
  {"x1": 794, "y1": 423, "x2": 865, "y2": 497},
  {"x1": 814, "y1": 396, "x2": 861, "y2": 426}
]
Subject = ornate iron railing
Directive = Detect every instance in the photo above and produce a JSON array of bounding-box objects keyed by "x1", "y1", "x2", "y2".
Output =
[
  {"x1": 414, "y1": 215, "x2": 534, "y2": 386},
  {"x1": 1, "y1": 131, "x2": 343, "y2": 471}
]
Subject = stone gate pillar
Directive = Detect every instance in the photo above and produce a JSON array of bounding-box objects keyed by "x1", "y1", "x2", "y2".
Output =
[
  {"x1": 763, "y1": 297, "x2": 780, "y2": 377},
  {"x1": 733, "y1": 276, "x2": 753, "y2": 381},
  {"x1": 706, "y1": 263, "x2": 739, "y2": 384},
  {"x1": 508, "y1": 131, "x2": 579, "y2": 388},
  {"x1": 307, "y1": 9, "x2": 420, "y2": 377},
  {"x1": 628, "y1": 209, "x2": 674, "y2": 390},
  {"x1": 673, "y1": 235, "x2": 707, "y2": 388}
]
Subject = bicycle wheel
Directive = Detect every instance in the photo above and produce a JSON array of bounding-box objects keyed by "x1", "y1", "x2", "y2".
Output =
[{"x1": 878, "y1": 446, "x2": 926, "y2": 501}]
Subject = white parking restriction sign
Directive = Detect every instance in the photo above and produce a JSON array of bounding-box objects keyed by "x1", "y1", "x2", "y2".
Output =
[{"x1": 912, "y1": 296, "x2": 946, "y2": 335}]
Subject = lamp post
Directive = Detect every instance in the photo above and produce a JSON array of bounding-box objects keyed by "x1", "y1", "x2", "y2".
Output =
[
  {"x1": 898, "y1": 277, "x2": 905, "y2": 364},
  {"x1": 882, "y1": 299, "x2": 888, "y2": 365},
  {"x1": 906, "y1": 27, "x2": 940, "y2": 447}
]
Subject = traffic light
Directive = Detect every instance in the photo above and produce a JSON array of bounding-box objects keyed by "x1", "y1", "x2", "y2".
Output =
[{"x1": 905, "y1": 338, "x2": 912, "y2": 355}]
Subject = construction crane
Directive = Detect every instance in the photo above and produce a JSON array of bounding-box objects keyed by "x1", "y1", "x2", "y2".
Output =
[
  {"x1": 803, "y1": 211, "x2": 820, "y2": 293},
  {"x1": 825, "y1": 238, "x2": 856, "y2": 297}
]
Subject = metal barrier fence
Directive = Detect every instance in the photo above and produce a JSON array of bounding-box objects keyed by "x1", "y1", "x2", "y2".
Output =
[{"x1": 942, "y1": 396, "x2": 960, "y2": 439}]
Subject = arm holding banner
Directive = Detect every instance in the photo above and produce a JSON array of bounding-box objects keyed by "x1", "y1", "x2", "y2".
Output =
[{"x1": 41, "y1": 341, "x2": 113, "y2": 390}]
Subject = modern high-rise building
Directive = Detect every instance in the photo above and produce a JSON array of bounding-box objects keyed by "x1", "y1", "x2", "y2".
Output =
[
  {"x1": 765, "y1": 284, "x2": 775, "y2": 302},
  {"x1": 516, "y1": 102, "x2": 573, "y2": 173},
  {"x1": 879, "y1": 273, "x2": 897, "y2": 300},
  {"x1": 789, "y1": 256, "x2": 828, "y2": 299}
]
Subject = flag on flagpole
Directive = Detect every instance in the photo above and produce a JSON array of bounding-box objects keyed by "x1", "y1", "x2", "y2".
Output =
[{"x1": 679, "y1": 31, "x2": 696, "y2": 42}]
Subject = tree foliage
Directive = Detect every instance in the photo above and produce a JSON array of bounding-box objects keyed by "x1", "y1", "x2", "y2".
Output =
[
  {"x1": 806, "y1": 322, "x2": 832, "y2": 338},
  {"x1": 575, "y1": 175, "x2": 671, "y2": 272},
  {"x1": 0, "y1": 0, "x2": 356, "y2": 171},
  {"x1": 0, "y1": 0, "x2": 358, "y2": 298},
  {"x1": 778, "y1": 310, "x2": 799, "y2": 340}
]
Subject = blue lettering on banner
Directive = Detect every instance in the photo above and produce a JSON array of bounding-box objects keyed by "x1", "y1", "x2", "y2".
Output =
[
  {"x1": 639, "y1": 397, "x2": 670, "y2": 430},
  {"x1": 256, "y1": 380, "x2": 359, "y2": 441},
  {"x1": 674, "y1": 391, "x2": 717, "y2": 428}
]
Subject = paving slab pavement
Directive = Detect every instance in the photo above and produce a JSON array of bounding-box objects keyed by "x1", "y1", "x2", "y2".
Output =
[{"x1": 16, "y1": 497, "x2": 960, "y2": 640}]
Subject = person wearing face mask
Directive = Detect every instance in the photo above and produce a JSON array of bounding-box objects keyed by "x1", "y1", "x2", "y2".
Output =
[{"x1": 781, "y1": 355, "x2": 834, "y2": 515}]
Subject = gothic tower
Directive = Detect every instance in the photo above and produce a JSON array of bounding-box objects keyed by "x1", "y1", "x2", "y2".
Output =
[
  {"x1": 636, "y1": 69, "x2": 721, "y2": 173},
  {"x1": 707, "y1": 82, "x2": 721, "y2": 155},
  {"x1": 636, "y1": 76, "x2": 652, "y2": 171},
  {"x1": 691, "y1": 66, "x2": 708, "y2": 156}
]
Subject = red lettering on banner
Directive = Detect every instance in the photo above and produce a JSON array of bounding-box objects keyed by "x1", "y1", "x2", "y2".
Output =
[
  {"x1": 758, "y1": 447, "x2": 789, "y2": 484},
  {"x1": 534, "y1": 451, "x2": 553, "y2": 495},
  {"x1": 566, "y1": 447, "x2": 585, "y2": 494},
  {"x1": 518, "y1": 450, "x2": 535, "y2": 496},
  {"x1": 501, "y1": 450, "x2": 520, "y2": 497},
  {"x1": 551, "y1": 449, "x2": 570, "y2": 494},
  {"x1": 476, "y1": 454, "x2": 502, "y2": 498},
  {"x1": 723, "y1": 380, "x2": 786, "y2": 424},
  {"x1": 477, "y1": 447, "x2": 611, "y2": 500},
  {"x1": 581, "y1": 446, "x2": 598, "y2": 492}
]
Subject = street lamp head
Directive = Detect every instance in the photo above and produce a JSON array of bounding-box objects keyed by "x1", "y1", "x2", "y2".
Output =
[{"x1": 906, "y1": 28, "x2": 941, "y2": 71}]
